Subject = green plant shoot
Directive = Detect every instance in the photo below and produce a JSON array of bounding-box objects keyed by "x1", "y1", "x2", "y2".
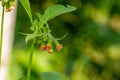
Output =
[{"x1": 19, "y1": 0, "x2": 76, "y2": 80}]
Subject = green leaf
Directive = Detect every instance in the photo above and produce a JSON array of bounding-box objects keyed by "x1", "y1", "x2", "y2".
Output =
[
  {"x1": 25, "y1": 33, "x2": 45, "y2": 43},
  {"x1": 19, "y1": 0, "x2": 33, "y2": 23},
  {"x1": 41, "y1": 71, "x2": 63, "y2": 80},
  {"x1": 43, "y1": 4, "x2": 77, "y2": 21}
]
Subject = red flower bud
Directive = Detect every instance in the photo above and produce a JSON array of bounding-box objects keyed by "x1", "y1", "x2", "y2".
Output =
[
  {"x1": 39, "y1": 42, "x2": 46, "y2": 50},
  {"x1": 54, "y1": 40, "x2": 63, "y2": 51},
  {"x1": 45, "y1": 39, "x2": 52, "y2": 50},
  {"x1": 56, "y1": 44, "x2": 63, "y2": 51},
  {"x1": 45, "y1": 44, "x2": 52, "y2": 50},
  {"x1": 39, "y1": 46, "x2": 46, "y2": 50}
]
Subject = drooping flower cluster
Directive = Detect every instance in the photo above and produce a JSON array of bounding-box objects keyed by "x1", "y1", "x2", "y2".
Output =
[
  {"x1": 2, "y1": 0, "x2": 16, "y2": 12},
  {"x1": 39, "y1": 36, "x2": 63, "y2": 54},
  {"x1": 26, "y1": 14, "x2": 64, "y2": 54}
]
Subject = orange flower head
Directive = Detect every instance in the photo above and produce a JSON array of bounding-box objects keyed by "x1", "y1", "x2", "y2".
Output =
[
  {"x1": 45, "y1": 44, "x2": 52, "y2": 50},
  {"x1": 56, "y1": 44, "x2": 63, "y2": 51},
  {"x1": 39, "y1": 46, "x2": 46, "y2": 51},
  {"x1": 45, "y1": 39, "x2": 52, "y2": 50}
]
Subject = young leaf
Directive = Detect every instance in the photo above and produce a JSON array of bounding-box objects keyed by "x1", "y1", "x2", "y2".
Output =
[
  {"x1": 19, "y1": 0, "x2": 33, "y2": 23},
  {"x1": 43, "y1": 4, "x2": 77, "y2": 21},
  {"x1": 41, "y1": 71, "x2": 63, "y2": 80}
]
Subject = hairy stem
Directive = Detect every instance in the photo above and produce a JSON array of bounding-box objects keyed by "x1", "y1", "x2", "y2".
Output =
[
  {"x1": 27, "y1": 41, "x2": 35, "y2": 80},
  {"x1": 0, "y1": 4, "x2": 5, "y2": 65}
]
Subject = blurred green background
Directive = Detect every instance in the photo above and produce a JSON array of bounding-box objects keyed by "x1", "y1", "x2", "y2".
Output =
[{"x1": 10, "y1": 0, "x2": 120, "y2": 80}]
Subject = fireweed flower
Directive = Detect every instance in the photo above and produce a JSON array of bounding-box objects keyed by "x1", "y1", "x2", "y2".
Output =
[
  {"x1": 45, "y1": 44, "x2": 52, "y2": 50},
  {"x1": 39, "y1": 42, "x2": 46, "y2": 50},
  {"x1": 56, "y1": 44, "x2": 63, "y2": 51},
  {"x1": 39, "y1": 46, "x2": 46, "y2": 50},
  {"x1": 39, "y1": 38, "x2": 63, "y2": 53},
  {"x1": 54, "y1": 40, "x2": 63, "y2": 51},
  {"x1": 45, "y1": 40, "x2": 52, "y2": 50}
]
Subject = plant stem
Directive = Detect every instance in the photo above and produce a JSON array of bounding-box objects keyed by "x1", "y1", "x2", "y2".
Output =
[
  {"x1": 27, "y1": 41, "x2": 35, "y2": 80},
  {"x1": 0, "y1": 4, "x2": 5, "y2": 65}
]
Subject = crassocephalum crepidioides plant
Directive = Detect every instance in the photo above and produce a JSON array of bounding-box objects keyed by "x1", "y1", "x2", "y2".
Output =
[
  {"x1": 19, "y1": 0, "x2": 77, "y2": 80},
  {"x1": 0, "y1": 0, "x2": 16, "y2": 65}
]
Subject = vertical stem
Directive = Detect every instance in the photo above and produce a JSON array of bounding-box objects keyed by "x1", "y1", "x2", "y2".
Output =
[
  {"x1": 0, "y1": 4, "x2": 5, "y2": 65},
  {"x1": 27, "y1": 42, "x2": 35, "y2": 80}
]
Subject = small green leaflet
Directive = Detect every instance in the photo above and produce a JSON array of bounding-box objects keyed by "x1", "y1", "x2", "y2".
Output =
[
  {"x1": 37, "y1": 4, "x2": 77, "y2": 22},
  {"x1": 41, "y1": 71, "x2": 63, "y2": 80},
  {"x1": 19, "y1": 0, "x2": 33, "y2": 23}
]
